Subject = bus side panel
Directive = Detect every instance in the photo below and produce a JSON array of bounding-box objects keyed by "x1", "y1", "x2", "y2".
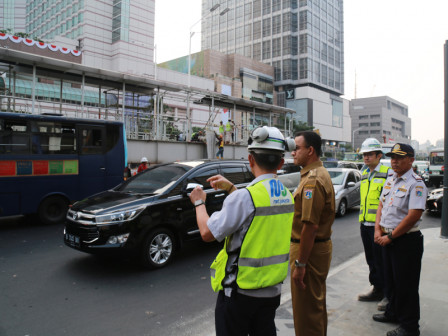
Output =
[
  {"x1": 0, "y1": 180, "x2": 20, "y2": 216},
  {"x1": 20, "y1": 176, "x2": 79, "y2": 215}
]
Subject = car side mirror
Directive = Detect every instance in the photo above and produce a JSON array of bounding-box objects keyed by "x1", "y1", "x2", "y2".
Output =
[{"x1": 347, "y1": 181, "x2": 356, "y2": 188}]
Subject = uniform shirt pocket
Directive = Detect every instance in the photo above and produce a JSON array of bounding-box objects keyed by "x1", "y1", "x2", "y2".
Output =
[{"x1": 392, "y1": 190, "x2": 407, "y2": 207}]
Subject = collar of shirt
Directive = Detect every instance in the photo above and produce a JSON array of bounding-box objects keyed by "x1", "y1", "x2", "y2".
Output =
[
  {"x1": 366, "y1": 162, "x2": 382, "y2": 174},
  {"x1": 248, "y1": 173, "x2": 277, "y2": 187},
  {"x1": 300, "y1": 160, "x2": 323, "y2": 176},
  {"x1": 392, "y1": 167, "x2": 414, "y2": 183}
]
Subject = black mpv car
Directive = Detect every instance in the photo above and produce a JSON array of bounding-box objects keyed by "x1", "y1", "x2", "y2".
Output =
[{"x1": 64, "y1": 160, "x2": 255, "y2": 269}]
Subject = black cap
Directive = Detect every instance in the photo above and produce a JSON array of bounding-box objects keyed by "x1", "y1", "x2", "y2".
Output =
[{"x1": 385, "y1": 143, "x2": 415, "y2": 157}]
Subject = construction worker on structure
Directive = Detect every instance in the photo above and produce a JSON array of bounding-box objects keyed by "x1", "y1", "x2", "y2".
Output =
[{"x1": 357, "y1": 138, "x2": 392, "y2": 311}]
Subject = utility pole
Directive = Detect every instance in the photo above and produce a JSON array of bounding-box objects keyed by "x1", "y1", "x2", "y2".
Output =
[{"x1": 441, "y1": 41, "x2": 448, "y2": 238}]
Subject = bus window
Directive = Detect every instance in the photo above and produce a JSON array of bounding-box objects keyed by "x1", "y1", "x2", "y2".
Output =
[
  {"x1": 80, "y1": 127, "x2": 104, "y2": 154},
  {"x1": 0, "y1": 119, "x2": 30, "y2": 154},
  {"x1": 30, "y1": 121, "x2": 77, "y2": 154}
]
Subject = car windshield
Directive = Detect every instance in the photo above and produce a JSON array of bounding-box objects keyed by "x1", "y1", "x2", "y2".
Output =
[
  {"x1": 116, "y1": 163, "x2": 193, "y2": 194},
  {"x1": 329, "y1": 171, "x2": 345, "y2": 185}
]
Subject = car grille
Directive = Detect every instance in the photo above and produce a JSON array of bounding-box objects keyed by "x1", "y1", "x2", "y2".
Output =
[{"x1": 65, "y1": 222, "x2": 100, "y2": 241}]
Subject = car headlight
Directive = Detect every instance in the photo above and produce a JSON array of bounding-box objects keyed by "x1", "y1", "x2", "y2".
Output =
[{"x1": 95, "y1": 206, "x2": 145, "y2": 224}]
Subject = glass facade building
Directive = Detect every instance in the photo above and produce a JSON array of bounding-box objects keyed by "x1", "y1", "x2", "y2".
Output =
[
  {"x1": 201, "y1": 0, "x2": 344, "y2": 96},
  {"x1": 0, "y1": 0, "x2": 26, "y2": 33},
  {"x1": 26, "y1": 0, "x2": 85, "y2": 41}
]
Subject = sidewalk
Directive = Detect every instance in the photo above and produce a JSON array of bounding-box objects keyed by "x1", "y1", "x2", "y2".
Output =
[{"x1": 275, "y1": 228, "x2": 448, "y2": 336}]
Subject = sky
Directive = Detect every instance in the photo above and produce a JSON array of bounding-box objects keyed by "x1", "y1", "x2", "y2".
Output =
[{"x1": 154, "y1": 0, "x2": 448, "y2": 145}]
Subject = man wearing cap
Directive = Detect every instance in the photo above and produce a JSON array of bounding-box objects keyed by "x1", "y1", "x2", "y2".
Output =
[
  {"x1": 357, "y1": 138, "x2": 391, "y2": 311},
  {"x1": 372, "y1": 143, "x2": 427, "y2": 336},
  {"x1": 189, "y1": 126, "x2": 295, "y2": 336},
  {"x1": 290, "y1": 131, "x2": 335, "y2": 336}
]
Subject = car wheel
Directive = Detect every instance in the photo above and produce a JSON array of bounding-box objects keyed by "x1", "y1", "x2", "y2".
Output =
[
  {"x1": 337, "y1": 199, "x2": 347, "y2": 217},
  {"x1": 38, "y1": 195, "x2": 69, "y2": 225},
  {"x1": 141, "y1": 228, "x2": 176, "y2": 269}
]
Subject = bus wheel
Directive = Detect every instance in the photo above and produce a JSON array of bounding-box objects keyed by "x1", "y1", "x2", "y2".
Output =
[
  {"x1": 140, "y1": 228, "x2": 176, "y2": 269},
  {"x1": 38, "y1": 196, "x2": 69, "y2": 225}
]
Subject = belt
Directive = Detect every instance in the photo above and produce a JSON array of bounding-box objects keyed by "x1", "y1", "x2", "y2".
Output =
[
  {"x1": 381, "y1": 226, "x2": 420, "y2": 234},
  {"x1": 291, "y1": 237, "x2": 330, "y2": 244}
]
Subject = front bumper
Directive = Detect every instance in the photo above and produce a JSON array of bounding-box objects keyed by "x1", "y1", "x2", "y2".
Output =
[{"x1": 63, "y1": 220, "x2": 137, "y2": 254}]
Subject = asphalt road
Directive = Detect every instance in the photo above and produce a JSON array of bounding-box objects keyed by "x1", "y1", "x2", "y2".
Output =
[{"x1": 0, "y1": 208, "x2": 441, "y2": 336}]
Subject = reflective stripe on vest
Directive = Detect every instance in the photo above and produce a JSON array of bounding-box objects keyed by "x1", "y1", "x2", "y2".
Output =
[{"x1": 359, "y1": 165, "x2": 390, "y2": 223}]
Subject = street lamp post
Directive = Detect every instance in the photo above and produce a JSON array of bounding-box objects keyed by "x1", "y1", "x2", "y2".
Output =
[
  {"x1": 186, "y1": 5, "x2": 229, "y2": 142},
  {"x1": 352, "y1": 127, "x2": 365, "y2": 151}
]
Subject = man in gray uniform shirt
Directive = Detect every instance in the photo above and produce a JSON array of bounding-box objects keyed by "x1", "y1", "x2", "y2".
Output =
[{"x1": 372, "y1": 143, "x2": 427, "y2": 336}]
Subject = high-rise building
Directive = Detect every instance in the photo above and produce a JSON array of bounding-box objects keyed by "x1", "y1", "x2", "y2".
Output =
[
  {"x1": 0, "y1": 0, "x2": 155, "y2": 75},
  {"x1": 350, "y1": 96, "x2": 411, "y2": 150},
  {"x1": 201, "y1": 0, "x2": 344, "y2": 95},
  {"x1": 0, "y1": 0, "x2": 26, "y2": 32},
  {"x1": 201, "y1": 0, "x2": 348, "y2": 145}
]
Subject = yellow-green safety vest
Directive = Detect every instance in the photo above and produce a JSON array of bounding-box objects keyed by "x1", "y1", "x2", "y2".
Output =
[
  {"x1": 359, "y1": 165, "x2": 390, "y2": 223},
  {"x1": 219, "y1": 124, "x2": 224, "y2": 133},
  {"x1": 225, "y1": 122, "x2": 231, "y2": 131},
  {"x1": 210, "y1": 178, "x2": 294, "y2": 292}
]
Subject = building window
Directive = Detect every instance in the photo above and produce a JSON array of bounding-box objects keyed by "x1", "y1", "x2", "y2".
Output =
[
  {"x1": 262, "y1": 41, "x2": 271, "y2": 60},
  {"x1": 253, "y1": 42, "x2": 262, "y2": 61},
  {"x1": 359, "y1": 115, "x2": 369, "y2": 120},
  {"x1": 332, "y1": 99, "x2": 343, "y2": 128},
  {"x1": 359, "y1": 130, "x2": 369, "y2": 135},
  {"x1": 283, "y1": 59, "x2": 292, "y2": 80},
  {"x1": 253, "y1": 0, "x2": 262, "y2": 18},
  {"x1": 263, "y1": 18, "x2": 271, "y2": 37},
  {"x1": 253, "y1": 21, "x2": 262, "y2": 40},
  {"x1": 263, "y1": 0, "x2": 271, "y2": 14},
  {"x1": 272, "y1": 37, "x2": 281, "y2": 57},
  {"x1": 321, "y1": 64, "x2": 327, "y2": 85},
  {"x1": 370, "y1": 122, "x2": 381, "y2": 127},
  {"x1": 283, "y1": 12, "x2": 291, "y2": 32},
  {"x1": 112, "y1": 0, "x2": 130, "y2": 43},
  {"x1": 370, "y1": 130, "x2": 380, "y2": 134},
  {"x1": 272, "y1": 15, "x2": 281, "y2": 35},
  {"x1": 359, "y1": 123, "x2": 369, "y2": 127},
  {"x1": 370, "y1": 114, "x2": 380, "y2": 118},
  {"x1": 244, "y1": 24, "x2": 252, "y2": 43},
  {"x1": 272, "y1": 0, "x2": 281, "y2": 12},
  {"x1": 273, "y1": 61, "x2": 281, "y2": 81},
  {"x1": 300, "y1": 58, "x2": 308, "y2": 79},
  {"x1": 283, "y1": 35, "x2": 291, "y2": 55}
]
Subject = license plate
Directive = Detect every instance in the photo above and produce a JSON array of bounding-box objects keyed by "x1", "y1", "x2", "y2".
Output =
[{"x1": 66, "y1": 233, "x2": 80, "y2": 247}]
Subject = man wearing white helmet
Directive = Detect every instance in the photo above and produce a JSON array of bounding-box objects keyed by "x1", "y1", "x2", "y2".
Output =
[
  {"x1": 189, "y1": 126, "x2": 295, "y2": 336},
  {"x1": 137, "y1": 157, "x2": 149, "y2": 173},
  {"x1": 357, "y1": 138, "x2": 391, "y2": 311}
]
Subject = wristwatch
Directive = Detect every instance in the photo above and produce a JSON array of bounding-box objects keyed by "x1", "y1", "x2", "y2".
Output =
[
  {"x1": 294, "y1": 260, "x2": 306, "y2": 268},
  {"x1": 194, "y1": 199, "x2": 205, "y2": 208},
  {"x1": 387, "y1": 232, "x2": 394, "y2": 241}
]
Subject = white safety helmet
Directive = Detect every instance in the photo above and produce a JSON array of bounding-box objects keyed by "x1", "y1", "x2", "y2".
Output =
[
  {"x1": 141, "y1": 157, "x2": 148, "y2": 163},
  {"x1": 248, "y1": 126, "x2": 295, "y2": 154},
  {"x1": 359, "y1": 138, "x2": 382, "y2": 154}
]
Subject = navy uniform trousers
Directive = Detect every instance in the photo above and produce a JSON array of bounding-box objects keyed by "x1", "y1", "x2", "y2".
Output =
[
  {"x1": 360, "y1": 224, "x2": 385, "y2": 291},
  {"x1": 383, "y1": 231, "x2": 424, "y2": 332}
]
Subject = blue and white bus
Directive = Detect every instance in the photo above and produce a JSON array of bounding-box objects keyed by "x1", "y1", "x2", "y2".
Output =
[{"x1": 0, "y1": 112, "x2": 126, "y2": 224}]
